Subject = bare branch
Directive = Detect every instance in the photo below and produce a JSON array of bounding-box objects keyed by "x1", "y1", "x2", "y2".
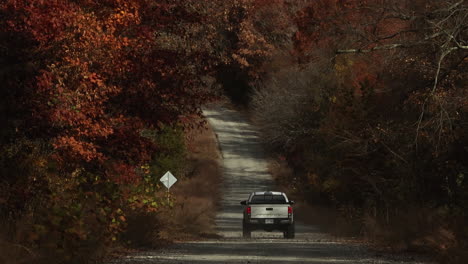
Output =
[
  {"x1": 380, "y1": 141, "x2": 408, "y2": 164},
  {"x1": 336, "y1": 32, "x2": 451, "y2": 54},
  {"x1": 335, "y1": 0, "x2": 468, "y2": 149},
  {"x1": 337, "y1": 43, "x2": 410, "y2": 54}
]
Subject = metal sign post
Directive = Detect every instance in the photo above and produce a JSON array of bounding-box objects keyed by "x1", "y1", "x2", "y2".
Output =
[{"x1": 159, "y1": 171, "x2": 177, "y2": 204}]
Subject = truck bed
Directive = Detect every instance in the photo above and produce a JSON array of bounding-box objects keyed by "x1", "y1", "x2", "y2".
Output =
[{"x1": 250, "y1": 204, "x2": 289, "y2": 219}]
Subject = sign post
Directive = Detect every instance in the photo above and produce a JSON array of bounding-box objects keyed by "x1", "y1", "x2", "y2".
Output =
[{"x1": 159, "y1": 171, "x2": 177, "y2": 204}]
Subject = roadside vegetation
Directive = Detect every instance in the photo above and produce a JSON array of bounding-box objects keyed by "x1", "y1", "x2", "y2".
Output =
[{"x1": 0, "y1": 1, "x2": 230, "y2": 263}]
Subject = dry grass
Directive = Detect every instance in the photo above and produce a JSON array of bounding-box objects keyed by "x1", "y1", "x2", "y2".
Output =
[
  {"x1": 0, "y1": 241, "x2": 36, "y2": 264},
  {"x1": 121, "y1": 210, "x2": 165, "y2": 248},
  {"x1": 268, "y1": 159, "x2": 468, "y2": 263},
  {"x1": 156, "y1": 121, "x2": 223, "y2": 241},
  {"x1": 267, "y1": 159, "x2": 345, "y2": 236},
  {"x1": 0, "y1": 215, "x2": 40, "y2": 264},
  {"x1": 363, "y1": 209, "x2": 468, "y2": 264}
]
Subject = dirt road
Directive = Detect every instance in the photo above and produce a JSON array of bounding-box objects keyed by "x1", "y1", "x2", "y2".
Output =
[{"x1": 111, "y1": 105, "x2": 432, "y2": 264}]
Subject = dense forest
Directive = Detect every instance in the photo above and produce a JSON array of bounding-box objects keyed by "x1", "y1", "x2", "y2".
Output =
[
  {"x1": 250, "y1": 1, "x2": 468, "y2": 263},
  {"x1": 0, "y1": 0, "x2": 467, "y2": 263}
]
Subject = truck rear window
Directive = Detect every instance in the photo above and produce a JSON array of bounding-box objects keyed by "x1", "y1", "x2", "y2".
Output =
[{"x1": 250, "y1": 195, "x2": 287, "y2": 204}]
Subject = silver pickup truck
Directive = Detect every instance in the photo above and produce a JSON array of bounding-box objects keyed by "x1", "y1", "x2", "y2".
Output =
[{"x1": 240, "y1": 191, "x2": 295, "y2": 239}]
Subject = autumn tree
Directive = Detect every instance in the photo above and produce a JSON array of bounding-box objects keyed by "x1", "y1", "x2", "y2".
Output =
[
  {"x1": 252, "y1": 0, "x2": 467, "y2": 258},
  {"x1": 0, "y1": 0, "x2": 226, "y2": 262}
]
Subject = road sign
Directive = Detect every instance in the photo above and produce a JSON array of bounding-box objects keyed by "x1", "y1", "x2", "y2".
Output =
[{"x1": 160, "y1": 171, "x2": 177, "y2": 189}]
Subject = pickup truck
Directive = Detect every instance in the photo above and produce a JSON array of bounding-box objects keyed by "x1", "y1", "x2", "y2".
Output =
[{"x1": 240, "y1": 191, "x2": 295, "y2": 239}]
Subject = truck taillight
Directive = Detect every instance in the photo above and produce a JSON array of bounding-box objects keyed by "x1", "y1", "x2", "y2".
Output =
[
  {"x1": 246, "y1": 206, "x2": 251, "y2": 215},
  {"x1": 288, "y1": 206, "x2": 292, "y2": 215}
]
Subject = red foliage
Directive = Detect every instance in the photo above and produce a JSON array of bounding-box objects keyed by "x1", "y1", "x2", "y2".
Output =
[
  {"x1": 106, "y1": 162, "x2": 140, "y2": 184},
  {"x1": 291, "y1": 0, "x2": 399, "y2": 95},
  {"x1": 3, "y1": 0, "x2": 216, "y2": 178},
  {"x1": 292, "y1": 0, "x2": 410, "y2": 56}
]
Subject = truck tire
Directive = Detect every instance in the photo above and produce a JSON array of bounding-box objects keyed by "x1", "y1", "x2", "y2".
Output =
[
  {"x1": 242, "y1": 222, "x2": 251, "y2": 238},
  {"x1": 284, "y1": 223, "x2": 295, "y2": 239}
]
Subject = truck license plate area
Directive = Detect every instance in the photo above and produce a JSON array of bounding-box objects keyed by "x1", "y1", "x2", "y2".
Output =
[{"x1": 265, "y1": 219, "x2": 274, "y2": 224}]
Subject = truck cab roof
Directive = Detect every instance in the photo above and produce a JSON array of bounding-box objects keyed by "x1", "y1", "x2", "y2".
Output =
[
  {"x1": 248, "y1": 191, "x2": 290, "y2": 204},
  {"x1": 252, "y1": 191, "x2": 283, "y2": 196}
]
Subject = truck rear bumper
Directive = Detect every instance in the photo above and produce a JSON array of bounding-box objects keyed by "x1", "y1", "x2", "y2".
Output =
[
  {"x1": 248, "y1": 218, "x2": 292, "y2": 224},
  {"x1": 245, "y1": 218, "x2": 293, "y2": 231}
]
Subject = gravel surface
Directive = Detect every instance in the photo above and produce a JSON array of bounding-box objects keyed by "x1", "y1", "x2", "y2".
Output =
[{"x1": 109, "y1": 105, "x2": 434, "y2": 264}]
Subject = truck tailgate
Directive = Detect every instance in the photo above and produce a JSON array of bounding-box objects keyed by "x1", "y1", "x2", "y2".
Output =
[{"x1": 250, "y1": 204, "x2": 288, "y2": 218}]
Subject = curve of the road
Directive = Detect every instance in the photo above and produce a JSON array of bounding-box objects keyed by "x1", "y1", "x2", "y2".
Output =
[{"x1": 111, "y1": 105, "x2": 432, "y2": 264}]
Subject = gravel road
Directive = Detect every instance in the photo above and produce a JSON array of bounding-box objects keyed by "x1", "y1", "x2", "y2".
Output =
[{"x1": 111, "y1": 105, "x2": 433, "y2": 264}]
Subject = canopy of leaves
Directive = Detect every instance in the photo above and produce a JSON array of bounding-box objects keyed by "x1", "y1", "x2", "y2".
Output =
[{"x1": 0, "y1": 0, "x2": 232, "y2": 262}]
